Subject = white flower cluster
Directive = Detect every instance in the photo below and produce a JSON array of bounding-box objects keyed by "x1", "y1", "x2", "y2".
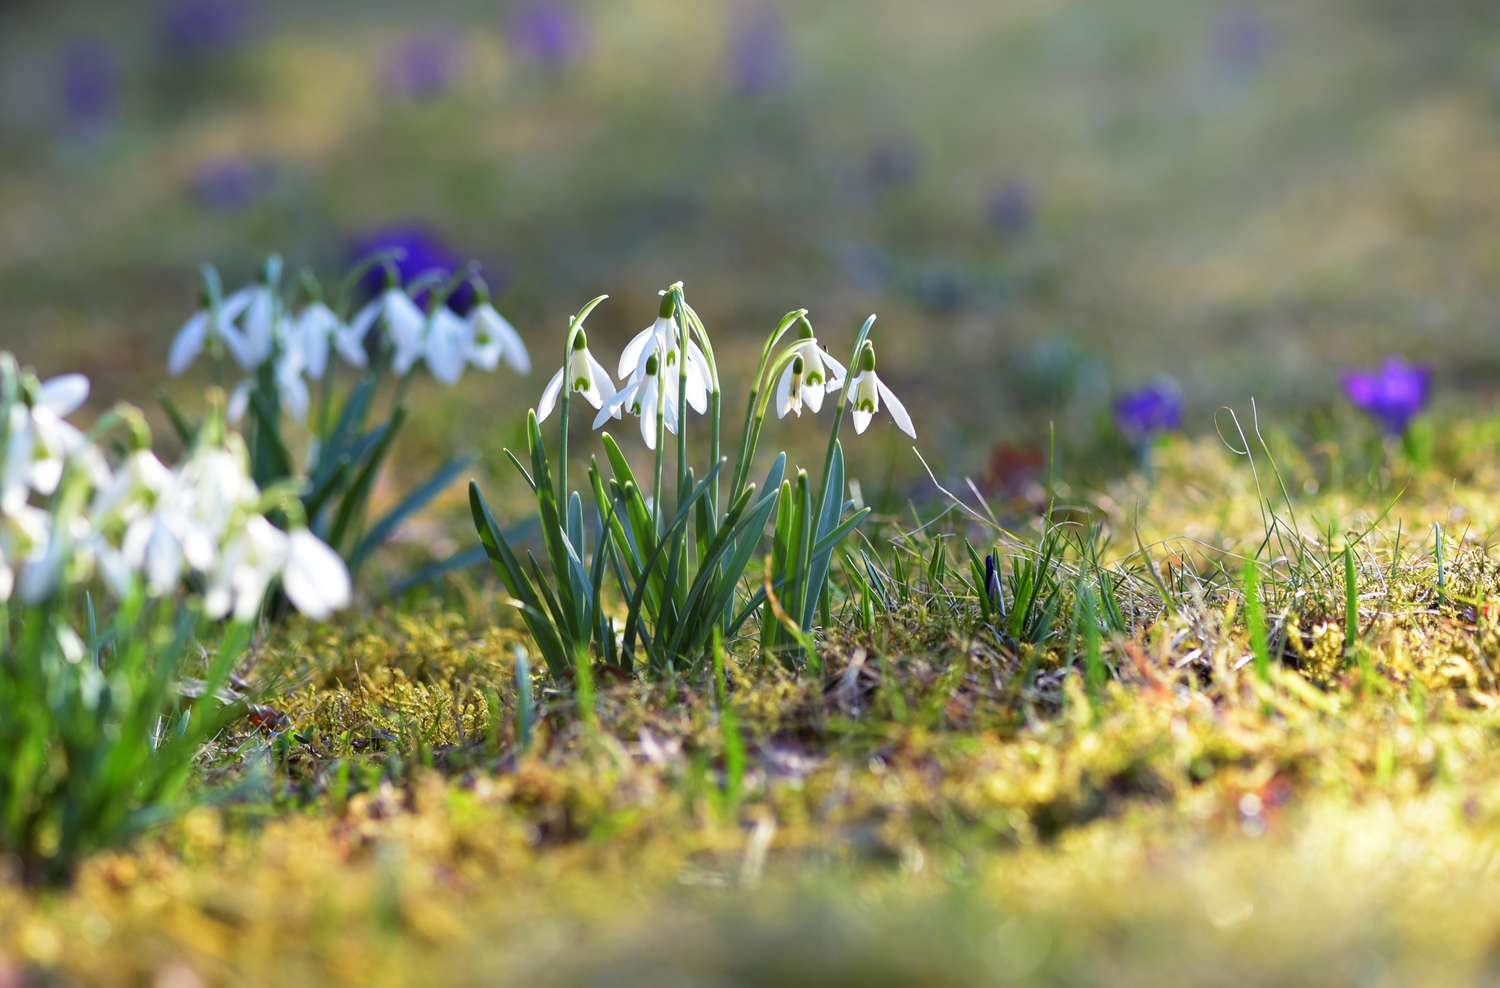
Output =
[
  {"x1": 536, "y1": 288, "x2": 915, "y2": 447},
  {"x1": 0, "y1": 355, "x2": 350, "y2": 621},
  {"x1": 168, "y1": 268, "x2": 530, "y2": 424}
]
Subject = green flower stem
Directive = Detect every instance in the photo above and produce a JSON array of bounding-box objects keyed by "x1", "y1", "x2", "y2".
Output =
[{"x1": 728, "y1": 309, "x2": 804, "y2": 505}]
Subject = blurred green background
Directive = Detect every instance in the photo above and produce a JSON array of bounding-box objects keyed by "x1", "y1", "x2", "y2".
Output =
[{"x1": 3, "y1": 0, "x2": 1499, "y2": 477}]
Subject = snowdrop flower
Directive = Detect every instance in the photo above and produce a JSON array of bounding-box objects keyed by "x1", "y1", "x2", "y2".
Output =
[
  {"x1": 537, "y1": 329, "x2": 616, "y2": 422},
  {"x1": 202, "y1": 517, "x2": 350, "y2": 622},
  {"x1": 167, "y1": 288, "x2": 253, "y2": 376},
  {"x1": 2, "y1": 373, "x2": 92, "y2": 512},
  {"x1": 775, "y1": 320, "x2": 846, "y2": 418},
  {"x1": 338, "y1": 284, "x2": 425, "y2": 371},
  {"x1": 846, "y1": 343, "x2": 915, "y2": 438},
  {"x1": 467, "y1": 299, "x2": 530, "y2": 374},
  {"x1": 228, "y1": 342, "x2": 310, "y2": 424},
  {"x1": 290, "y1": 300, "x2": 343, "y2": 380},
  {"x1": 0, "y1": 503, "x2": 50, "y2": 602},
  {"x1": 221, "y1": 278, "x2": 282, "y2": 370},
  {"x1": 282, "y1": 527, "x2": 351, "y2": 619},
  {"x1": 617, "y1": 295, "x2": 710, "y2": 416},
  {"x1": 424, "y1": 306, "x2": 471, "y2": 385},
  {"x1": 596, "y1": 353, "x2": 674, "y2": 449}
]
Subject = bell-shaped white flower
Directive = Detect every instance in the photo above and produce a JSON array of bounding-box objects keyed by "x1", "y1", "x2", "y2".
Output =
[
  {"x1": 227, "y1": 342, "x2": 311, "y2": 424},
  {"x1": 618, "y1": 304, "x2": 710, "y2": 417},
  {"x1": 2, "y1": 373, "x2": 92, "y2": 512},
  {"x1": 467, "y1": 301, "x2": 530, "y2": 374},
  {"x1": 338, "y1": 287, "x2": 425, "y2": 371},
  {"x1": 203, "y1": 515, "x2": 287, "y2": 622},
  {"x1": 222, "y1": 283, "x2": 283, "y2": 370},
  {"x1": 282, "y1": 527, "x2": 351, "y2": 618},
  {"x1": 537, "y1": 329, "x2": 617, "y2": 422},
  {"x1": 0, "y1": 503, "x2": 50, "y2": 602},
  {"x1": 846, "y1": 344, "x2": 915, "y2": 439},
  {"x1": 596, "y1": 353, "x2": 677, "y2": 449},
  {"x1": 167, "y1": 291, "x2": 253, "y2": 376},
  {"x1": 424, "y1": 307, "x2": 471, "y2": 386},
  {"x1": 290, "y1": 301, "x2": 343, "y2": 380},
  {"x1": 775, "y1": 325, "x2": 846, "y2": 418}
]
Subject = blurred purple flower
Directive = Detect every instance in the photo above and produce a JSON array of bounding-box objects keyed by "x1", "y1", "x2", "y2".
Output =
[
  {"x1": 348, "y1": 225, "x2": 482, "y2": 313},
  {"x1": 988, "y1": 180, "x2": 1035, "y2": 236},
  {"x1": 192, "y1": 156, "x2": 270, "y2": 211},
  {"x1": 59, "y1": 39, "x2": 119, "y2": 132},
  {"x1": 384, "y1": 33, "x2": 466, "y2": 100},
  {"x1": 1343, "y1": 358, "x2": 1431, "y2": 435},
  {"x1": 1213, "y1": 7, "x2": 1274, "y2": 76},
  {"x1": 1113, "y1": 381, "x2": 1183, "y2": 442},
  {"x1": 508, "y1": 1, "x2": 587, "y2": 70},
  {"x1": 161, "y1": 0, "x2": 255, "y2": 58},
  {"x1": 729, "y1": 3, "x2": 792, "y2": 97},
  {"x1": 865, "y1": 139, "x2": 922, "y2": 192}
]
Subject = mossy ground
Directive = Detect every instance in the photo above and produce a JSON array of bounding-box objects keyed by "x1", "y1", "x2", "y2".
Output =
[{"x1": 5, "y1": 427, "x2": 1500, "y2": 985}]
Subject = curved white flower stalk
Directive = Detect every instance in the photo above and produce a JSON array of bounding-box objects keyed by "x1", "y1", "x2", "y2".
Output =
[
  {"x1": 596, "y1": 353, "x2": 676, "y2": 449},
  {"x1": 538, "y1": 328, "x2": 616, "y2": 422},
  {"x1": 774, "y1": 317, "x2": 846, "y2": 418},
  {"x1": 846, "y1": 342, "x2": 915, "y2": 438},
  {"x1": 468, "y1": 296, "x2": 531, "y2": 374}
]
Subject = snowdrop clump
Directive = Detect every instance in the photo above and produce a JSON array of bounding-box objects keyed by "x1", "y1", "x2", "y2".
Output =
[
  {"x1": 166, "y1": 256, "x2": 530, "y2": 426},
  {"x1": 470, "y1": 280, "x2": 916, "y2": 680},
  {"x1": 0, "y1": 352, "x2": 350, "y2": 621}
]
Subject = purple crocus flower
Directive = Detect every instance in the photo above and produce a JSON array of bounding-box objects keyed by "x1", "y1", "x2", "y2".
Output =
[
  {"x1": 728, "y1": 3, "x2": 793, "y2": 97},
  {"x1": 1212, "y1": 6, "x2": 1274, "y2": 76},
  {"x1": 988, "y1": 180, "x2": 1035, "y2": 236},
  {"x1": 1342, "y1": 358, "x2": 1431, "y2": 435},
  {"x1": 507, "y1": 1, "x2": 587, "y2": 71},
  {"x1": 60, "y1": 39, "x2": 119, "y2": 132},
  {"x1": 1113, "y1": 380, "x2": 1183, "y2": 443},
  {"x1": 384, "y1": 33, "x2": 466, "y2": 101},
  {"x1": 192, "y1": 155, "x2": 270, "y2": 211},
  {"x1": 865, "y1": 138, "x2": 922, "y2": 192},
  {"x1": 347, "y1": 224, "x2": 480, "y2": 313},
  {"x1": 161, "y1": 0, "x2": 255, "y2": 58}
]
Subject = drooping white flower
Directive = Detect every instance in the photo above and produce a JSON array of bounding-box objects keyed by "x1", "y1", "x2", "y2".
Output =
[
  {"x1": 774, "y1": 324, "x2": 846, "y2": 418},
  {"x1": 203, "y1": 515, "x2": 288, "y2": 622},
  {"x1": 424, "y1": 307, "x2": 471, "y2": 386},
  {"x1": 167, "y1": 290, "x2": 253, "y2": 376},
  {"x1": 290, "y1": 301, "x2": 343, "y2": 380},
  {"x1": 282, "y1": 527, "x2": 351, "y2": 619},
  {"x1": 537, "y1": 329, "x2": 617, "y2": 422},
  {"x1": 222, "y1": 283, "x2": 283, "y2": 370},
  {"x1": 845, "y1": 343, "x2": 915, "y2": 438},
  {"x1": 338, "y1": 286, "x2": 426, "y2": 371},
  {"x1": 617, "y1": 305, "x2": 710, "y2": 417},
  {"x1": 227, "y1": 341, "x2": 310, "y2": 425},
  {"x1": 2, "y1": 373, "x2": 92, "y2": 512},
  {"x1": 467, "y1": 302, "x2": 530, "y2": 374},
  {"x1": 596, "y1": 353, "x2": 676, "y2": 449},
  {"x1": 0, "y1": 503, "x2": 50, "y2": 602}
]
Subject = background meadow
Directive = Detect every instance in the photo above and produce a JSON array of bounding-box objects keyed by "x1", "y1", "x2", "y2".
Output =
[{"x1": 6, "y1": 1, "x2": 1500, "y2": 985}]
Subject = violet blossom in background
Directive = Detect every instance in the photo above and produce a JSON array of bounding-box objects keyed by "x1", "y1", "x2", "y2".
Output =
[
  {"x1": 865, "y1": 138, "x2": 923, "y2": 192},
  {"x1": 161, "y1": 0, "x2": 255, "y2": 58},
  {"x1": 384, "y1": 33, "x2": 466, "y2": 101},
  {"x1": 192, "y1": 155, "x2": 271, "y2": 211},
  {"x1": 348, "y1": 225, "x2": 485, "y2": 313},
  {"x1": 1113, "y1": 380, "x2": 1183, "y2": 443},
  {"x1": 988, "y1": 180, "x2": 1035, "y2": 237},
  {"x1": 507, "y1": 1, "x2": 588, "y2": 71},
  {"x1": 728, "y1": 3, "x2": 793, "y2": 98},
  {"x1": 59, "y1": 39, "x2": 119, "y2": 133},
  {"x1": 1342, "y1": 357, "x2": 1431, "y2": 435},
  {"x1": 1212, "y1": 6, "x2": 1274, "y2": 77}
]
